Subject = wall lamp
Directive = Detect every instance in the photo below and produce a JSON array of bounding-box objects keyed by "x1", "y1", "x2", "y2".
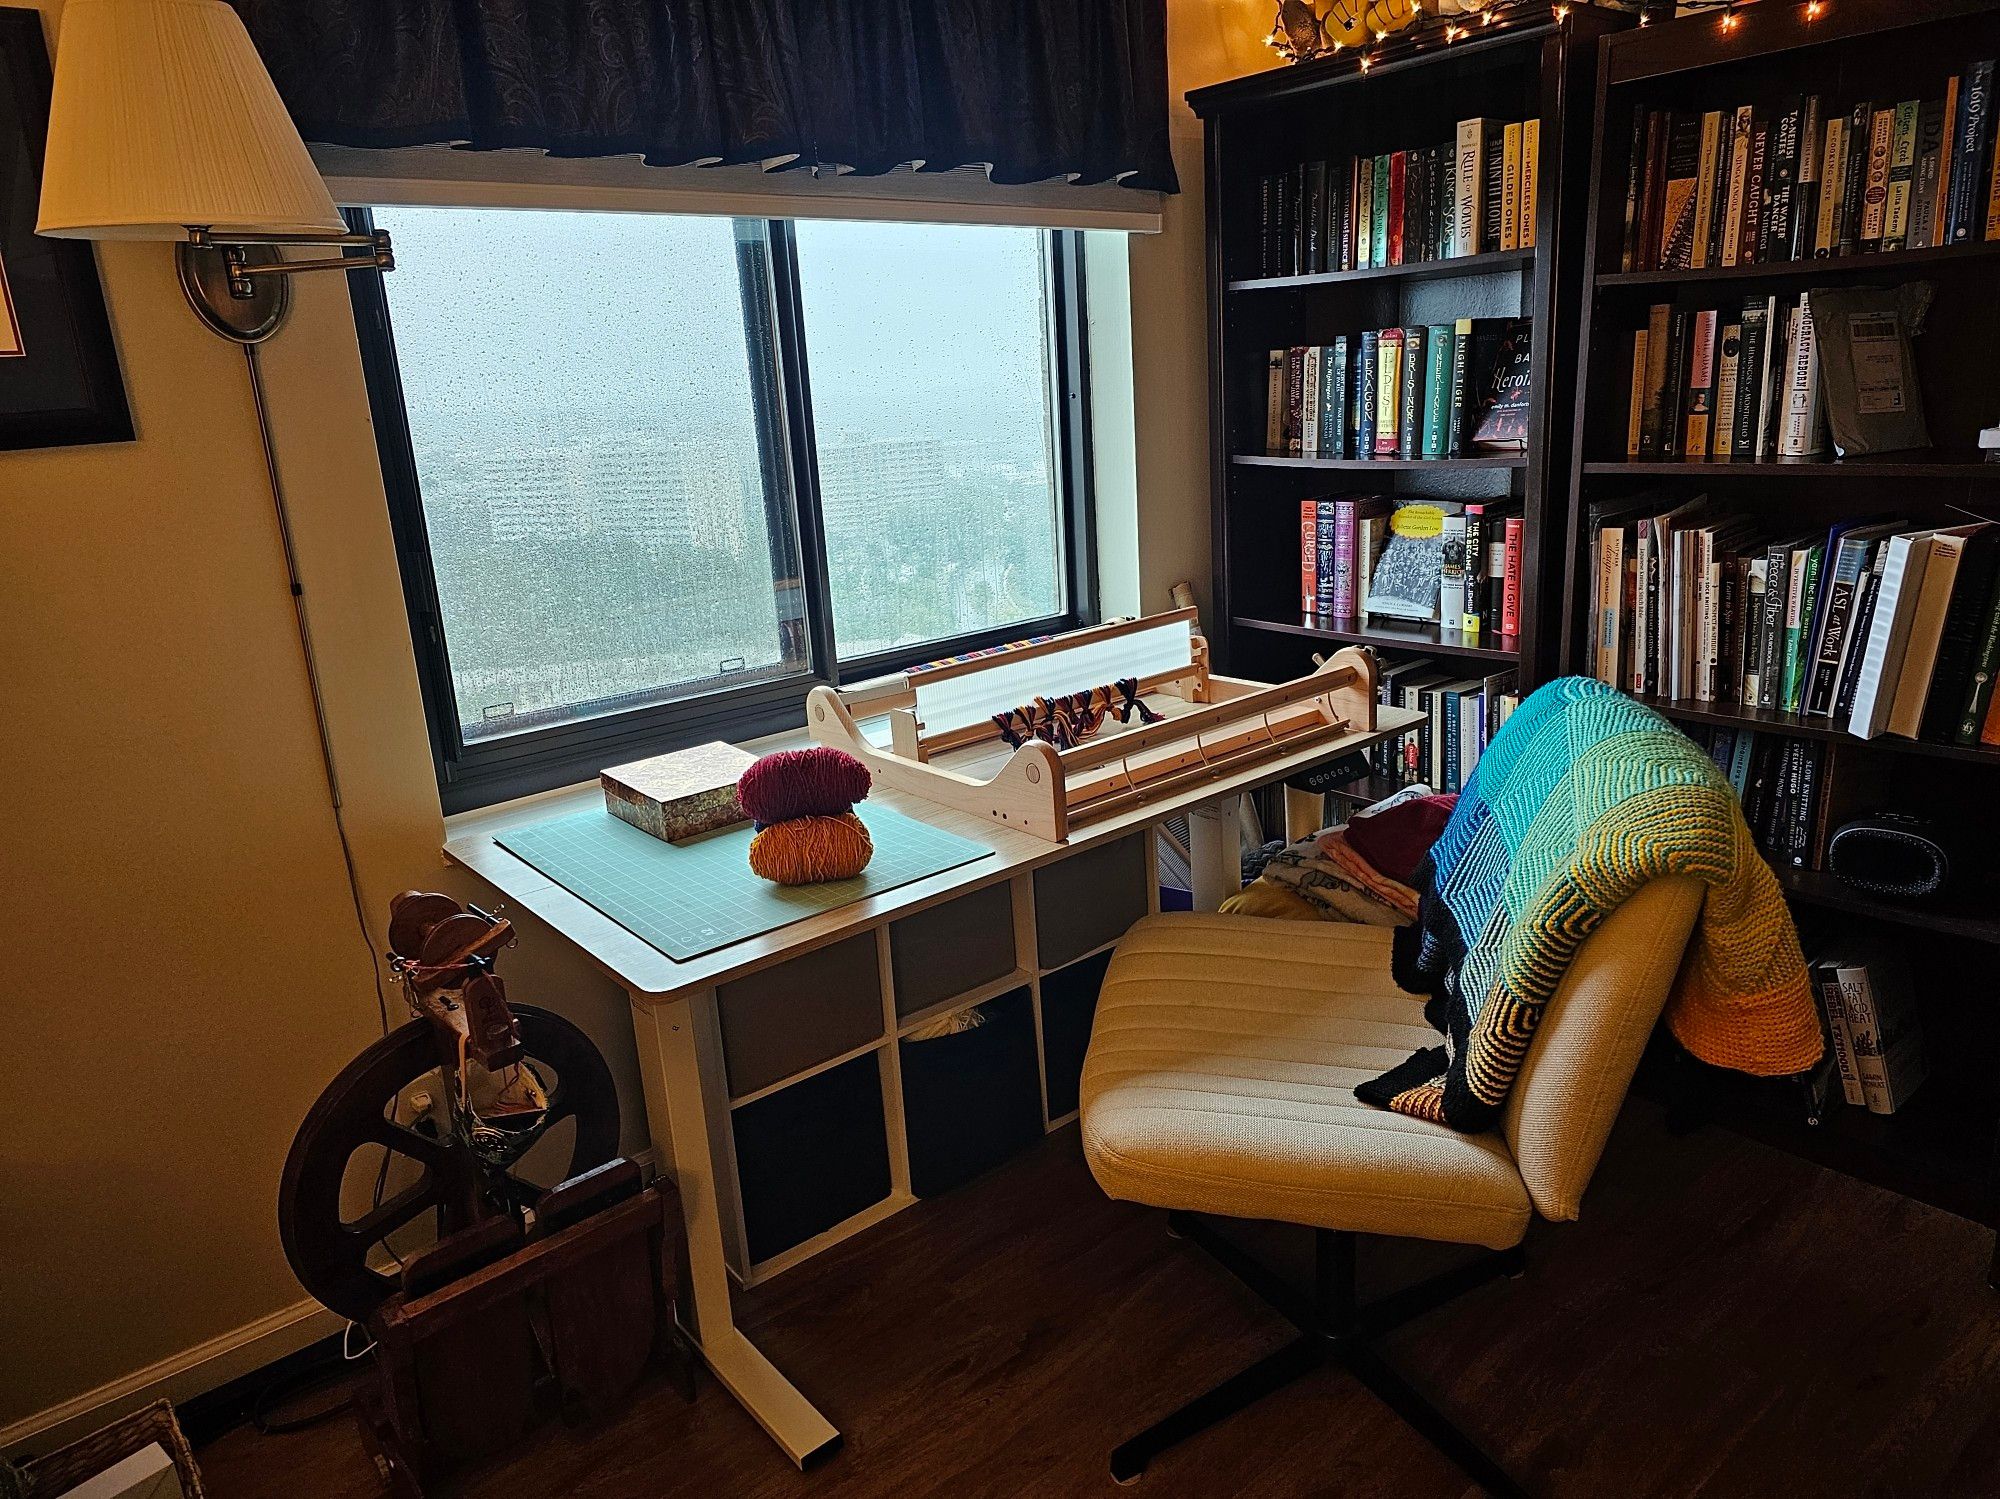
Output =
[
  {"x1": 34, "y1": 0, "x2": 393, "y2": 345},
  {"x1": 30, "y1": 0, "x2": 402, "y2": 981}
]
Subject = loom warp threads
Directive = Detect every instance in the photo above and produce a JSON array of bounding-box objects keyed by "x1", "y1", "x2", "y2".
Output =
[{"x1": 992, "y1": 677, "x2": 1162, "y2": 749}]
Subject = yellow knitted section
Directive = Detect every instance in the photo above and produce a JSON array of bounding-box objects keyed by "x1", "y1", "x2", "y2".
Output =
[{"x1": 748, "y1": 812, "x2": 874, "y2": 885}]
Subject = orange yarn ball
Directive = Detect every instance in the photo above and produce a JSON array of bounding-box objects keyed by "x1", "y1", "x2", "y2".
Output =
[{"x1": 747, "y1": 812, "x2": 874, "y2": 885}]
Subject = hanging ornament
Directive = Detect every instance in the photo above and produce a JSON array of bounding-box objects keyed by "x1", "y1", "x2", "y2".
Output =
[
  {"x1": 1274, "y1": 0, "x2": 1327, "y2": 57},
  {"x1": 1321, "y1": 0, "x2": 1373, "y2": 49},
  {"x1": 1363, "y1": 0, "x2": 1424, "y2": 37}
]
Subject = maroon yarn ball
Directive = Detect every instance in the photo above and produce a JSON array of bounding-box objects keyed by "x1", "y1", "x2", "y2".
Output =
[{"x1": 736, "y1": 746, "x2": 872, "y2": 824}]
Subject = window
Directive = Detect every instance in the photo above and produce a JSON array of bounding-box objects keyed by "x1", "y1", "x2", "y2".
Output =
[
  {"x1": 794, "y1": 221, "x2": 1065, "y2": 657},
  {"x1": 353, "y1": 208, "x2": 1091, "y2": 810}
]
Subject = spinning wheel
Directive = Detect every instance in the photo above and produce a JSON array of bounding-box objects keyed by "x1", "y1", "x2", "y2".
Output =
[{"x1": 278, "y1": 1003, "x2": 619, "y2": 1323}]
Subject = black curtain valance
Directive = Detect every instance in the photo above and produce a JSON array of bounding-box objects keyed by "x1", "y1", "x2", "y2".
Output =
[{"x1": 230, "y1": 0, "x2": 1178, "y2": 193}]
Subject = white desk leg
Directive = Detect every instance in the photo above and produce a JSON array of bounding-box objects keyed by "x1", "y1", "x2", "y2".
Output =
[
  {"x1": 629, "y1": 997, "x2": 842, "y2": 1470},
  {"x1": 1188, "y1": 794, "x2": 1244, "y2": 912}
]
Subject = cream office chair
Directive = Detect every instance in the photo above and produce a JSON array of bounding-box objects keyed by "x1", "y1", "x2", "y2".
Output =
[{"x1": 1079, "y1": 875, "x2": 1705, "y2": 1496}]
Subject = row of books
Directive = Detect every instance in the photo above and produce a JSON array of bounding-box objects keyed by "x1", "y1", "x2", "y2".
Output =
[
  {"x1": 1254, "y1": 117, "x2": 1541, "y2": 279},
  {"x1": 1685, "y1": 724, "x2": 1830, "y2": 872},
  {"x1": 1264, "y1": 318, "x2": 1530, "y2": 458},
  {"x1": 1299, "y1": 496, "x2": 1525, "y2": 636},
  {"x1": 1623, "y1": 294, "x2": 1826, "y2": 462},
  {"x1": 1806, "y1": 941, "x2": 1925, "y2": 1118},
  {"x1": 1370, "y1": 658, "x2": 1520, "y2": 794},
  {"x1": 1619, "y1": 63, "x2": 2000, "y2": 274},
  {"x1": 1589, "y1": 499, "x2": 2000, "y2": 747}
]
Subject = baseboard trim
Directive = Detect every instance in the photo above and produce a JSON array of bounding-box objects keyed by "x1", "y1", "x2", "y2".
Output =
[
  {"x1": 3, "y1": 1148, "x2": 660, "y2": 1458},
  {"x1": 0, "y1": 1299, "x2": 343, "y2": 1459}
]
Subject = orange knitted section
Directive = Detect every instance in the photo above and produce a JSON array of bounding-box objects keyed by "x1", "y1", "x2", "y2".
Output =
[{"x1": 747, "y1": 812, "x2": 874, "y2": 885}]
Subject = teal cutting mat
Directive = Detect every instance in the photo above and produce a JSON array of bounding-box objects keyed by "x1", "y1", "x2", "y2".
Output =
[{"x1": 495, "y1": 805, "x2": 993, "y2": 961}]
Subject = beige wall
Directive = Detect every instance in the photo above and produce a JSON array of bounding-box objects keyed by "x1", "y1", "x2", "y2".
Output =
[
  {"x1": 0, "y1": 0, "x2": 1275, "y2": 1440},
  {"x1": 1119, "y1": 0, "x2": 1273, "y2": 618}
]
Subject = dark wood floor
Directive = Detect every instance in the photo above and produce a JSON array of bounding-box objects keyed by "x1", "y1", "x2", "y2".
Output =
[{"x1": 200, "y1": 1103, "x2": 2000, "y2": 1498}]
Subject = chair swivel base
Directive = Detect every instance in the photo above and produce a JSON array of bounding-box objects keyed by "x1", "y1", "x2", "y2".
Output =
[{"x1": 1111, "y1": 1212, "x2": 1528, "y2": 1499}]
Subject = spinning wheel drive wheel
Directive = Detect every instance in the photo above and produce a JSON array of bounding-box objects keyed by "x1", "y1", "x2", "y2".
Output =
[{"x1": 279, "y1": 1004, "x2": 620, "y2": 1324}]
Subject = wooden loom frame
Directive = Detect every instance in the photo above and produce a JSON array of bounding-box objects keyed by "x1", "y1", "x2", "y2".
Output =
[{"x1": 806, "y1": 611, "x2": 1378, "y2": 843}]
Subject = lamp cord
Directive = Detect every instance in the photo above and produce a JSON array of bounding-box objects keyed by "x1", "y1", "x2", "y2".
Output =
[{"x1": 242, "y1": 341, "x2": 393, "y2": 1037}]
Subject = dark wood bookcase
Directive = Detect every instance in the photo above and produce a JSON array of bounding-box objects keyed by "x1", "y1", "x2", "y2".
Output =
[
  {"x1": 1189, "y1": 4, "x2": 1628, "y2": 689},
  {"x1": 1561, "y1": 0, "x2": 2000, "y2": 1278}
]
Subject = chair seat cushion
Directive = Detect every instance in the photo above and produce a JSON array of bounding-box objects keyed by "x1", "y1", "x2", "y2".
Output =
[{"x1": 1080, "y1": 914, "x2": 1531, "y2": 1250}]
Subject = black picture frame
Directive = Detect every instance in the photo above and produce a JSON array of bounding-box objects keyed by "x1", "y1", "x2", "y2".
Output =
[{"x1": 0, "y1": 6, "x2": 132, "y2": 450}]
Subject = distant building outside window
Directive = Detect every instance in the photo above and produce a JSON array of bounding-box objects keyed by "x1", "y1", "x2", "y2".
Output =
[{"x1": 354, "y1": 206, "x2": 1090, "y2": 808}]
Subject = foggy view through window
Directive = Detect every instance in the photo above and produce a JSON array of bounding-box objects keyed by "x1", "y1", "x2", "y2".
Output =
[
  {"x1": 378, "y1": 207, "x2": 804, "y2": 742},
  {"x1": 377, "y1": 207, "x2": 1067, "y2": 745},
  {"x1": 795, "y1": 220, "x2": 1064, "y2": 656}
]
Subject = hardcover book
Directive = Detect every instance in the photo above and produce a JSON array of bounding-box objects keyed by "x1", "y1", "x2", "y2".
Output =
[
  {"x1": 1397, "y1": 325, "x2": 1426, "y2": 460},
  {"x1": 1374, "y1": 328, "x2": 1404, "y2": 456},
  {"x1": 1762, "y1": 100, "x2": 1801, "y2": 264},
  {"x1": 1860, "y1": 105, "x2": 1894, "y2": 249},
  {"x1": 1355, "y1": 329, "x2": 1380, "y2": 456},
  {"x1": 1659, "y1": 112, "x2": 1704, "y2": 269},
  {"x1": 1520, "y1": 118, "x2": 1541, "y2": 249},
  {"x1": 1500, "y1": 121, "x2": 1525, "y2": 252},
  {"x1": 1947, "y1": 60, "x2": 1995, "y2": 243},
  {"x1": 1722, "y1": 105, "x2": 1754, "y2": 266},
  {"x1": 1471, "y1": 320, "x2": 1532, "y2": 452},
  {"x1": 1813, "y1": 113, "x2": 1846, "y2": 255},
  {"x1": 1882, "y1": 99, "x2": 1920, "y2": 251},
  {"x1": 1367, "y1": 499, "x2": 1463, "y2": 621},
  {"x1": 1422, "y1": 324, "x2": 1454, "y2": 459}
]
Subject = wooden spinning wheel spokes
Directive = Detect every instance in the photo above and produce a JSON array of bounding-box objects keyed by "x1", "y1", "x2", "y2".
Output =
[{"x1": 278, "y1": 1004, "x2": 619, "y2": 1324}]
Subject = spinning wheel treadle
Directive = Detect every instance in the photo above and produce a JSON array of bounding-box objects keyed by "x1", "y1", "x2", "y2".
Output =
[{"x1": 278, "y1": 1003, "x2": 619, "y2": 1323}]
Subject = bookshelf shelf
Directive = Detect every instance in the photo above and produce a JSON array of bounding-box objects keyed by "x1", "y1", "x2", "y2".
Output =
[
  {"x1": 1632, "y1": 694, "x2": 2000, "y2": 766},
  {"x1": 1564, "y1": 0, "x2": 2000, "y2": 1271},
  {"x1": 1775, "y1": 869, "x2": 2000, "y2": 946},
  {"x1": 1594, "y1": 237, "x2": 2000, "y2": 289},
  {"x1": 1664, "y1": 1068, "x2": 2000, "y2": 1226},
  {"x1": 1191, "y1": 5, "x2": 1625, "y2": 692},
  {"x1": 1228, "y1": 248, "x2": 1535, "y2": 292},
  {"x1": 1234, "y1": 614, "x2": 1521, "y2": 664},
  {"x1": 1233, "y1": 452, "x2": 1529, "y2": 472},
  {"x1": 1581, "y1": 452, "x2": 2000, "y2": 479}
]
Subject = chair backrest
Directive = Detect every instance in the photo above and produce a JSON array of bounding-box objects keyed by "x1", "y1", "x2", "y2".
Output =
[{"x1": 1500, "y1": 874, "x2": 1704, "y2": 1222}]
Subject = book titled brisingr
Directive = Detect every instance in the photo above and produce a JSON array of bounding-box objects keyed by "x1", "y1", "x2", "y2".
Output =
[
  {"x1": 1619, "y1": 62, "x2": 2000, "y2": 275},
  {"x1": 1255, "y1": 116, "x2": 1540, "y2": 279},
  {"x1": 1266, "y1": 317, "x2": 1529, "y2": 460}
]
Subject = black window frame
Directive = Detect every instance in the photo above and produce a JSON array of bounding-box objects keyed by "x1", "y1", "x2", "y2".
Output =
[{"x1": 349, "y1": 208, "x2": 1097, "y2": 813}]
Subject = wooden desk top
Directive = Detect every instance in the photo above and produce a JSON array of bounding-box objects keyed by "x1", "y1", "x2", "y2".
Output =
[{"x1": 443, "y1": 707, "x2": 1423, "y2": 1004}]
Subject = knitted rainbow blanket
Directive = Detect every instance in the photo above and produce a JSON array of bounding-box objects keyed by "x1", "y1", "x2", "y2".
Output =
[{"x1": 1355, "y1": 677, "x2": 1822, "y2": 1132}]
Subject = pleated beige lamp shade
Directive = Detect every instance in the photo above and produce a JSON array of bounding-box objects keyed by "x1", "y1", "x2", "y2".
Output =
[{"x1": 36, "y1": 0, "x2": 344, "y2": 240}]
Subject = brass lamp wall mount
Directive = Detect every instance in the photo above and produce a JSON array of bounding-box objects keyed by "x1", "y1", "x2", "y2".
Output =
[
  {"x1": 36, "y1": 0, "x2": 395, "y2": 347},
  {"x1": 176, "y1": 226, "x2": 395, "y2": 345}
]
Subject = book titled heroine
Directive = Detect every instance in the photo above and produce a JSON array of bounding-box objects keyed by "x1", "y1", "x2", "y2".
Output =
[{"x1": 1472, "y1": 320, "x2": 1533, "y2": 451}]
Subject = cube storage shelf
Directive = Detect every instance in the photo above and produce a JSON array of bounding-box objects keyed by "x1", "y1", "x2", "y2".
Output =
[{"x1": 696, "y1": 830, "x2": 1158, "y2": 1286}]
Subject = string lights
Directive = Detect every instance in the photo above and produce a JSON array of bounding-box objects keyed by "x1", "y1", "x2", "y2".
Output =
[{"x1": 1261, "y1": 0, "x2": 1576, "y2": 69}]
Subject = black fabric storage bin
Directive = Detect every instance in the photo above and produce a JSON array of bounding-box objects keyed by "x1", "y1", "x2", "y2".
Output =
[
  {"x1": 899, "y1": 988, "x2": 1044, "y2": 1197},
  {"x1": 732, "y1": 1053, "x2": 890, "y2": 1264},
  {"x1": 1040, "y1": 950, "x2": 1114, "y2": 1120}
]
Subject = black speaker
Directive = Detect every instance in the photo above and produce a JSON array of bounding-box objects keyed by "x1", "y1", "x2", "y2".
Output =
[{"x1": 1826, "y1": 814, "x2": 1955, "y2": 901}]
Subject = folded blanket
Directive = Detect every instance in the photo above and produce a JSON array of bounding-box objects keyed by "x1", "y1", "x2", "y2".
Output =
[
  {"x1": 1259, "y1": 826, "x2": 1420, "y2": 924},
  {"x1": 1356, "y1": 678, "x2": 1822, "y2": 1132}
]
